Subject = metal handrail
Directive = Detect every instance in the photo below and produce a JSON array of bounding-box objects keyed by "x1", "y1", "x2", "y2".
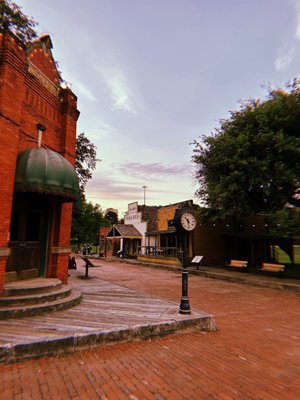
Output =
[{"x1": 138, "y1": 246, "x2": 182, "y2": 260}]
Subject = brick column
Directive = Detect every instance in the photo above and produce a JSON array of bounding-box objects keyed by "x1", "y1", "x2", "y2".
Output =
[
  {"x1": 53, "y1": 203, "x2": 73, "y2": 283},
  {"x1": 0, "y1": 31, "x2": 26, "y2": 293},
  {"x1": 54, "y1": 87, "x2": 79, "y2": 283}
]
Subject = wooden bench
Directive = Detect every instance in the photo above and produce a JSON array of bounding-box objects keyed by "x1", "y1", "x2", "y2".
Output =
[
  {"x1": 261, "y1": 263, "x2": 285, "y2": 273},
  {"x1": 226, "y1": 259, "x2": 248, "y2": 269}
]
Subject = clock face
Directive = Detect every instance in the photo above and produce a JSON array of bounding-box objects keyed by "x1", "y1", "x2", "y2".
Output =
[{"x1": 180, "y1": 212, "x2": 197, "y2": 231}]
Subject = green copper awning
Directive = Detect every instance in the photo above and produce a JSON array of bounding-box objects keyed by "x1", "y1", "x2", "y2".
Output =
[{"x1": 14, "y1": 148, "x2": 79, "y2": 202}]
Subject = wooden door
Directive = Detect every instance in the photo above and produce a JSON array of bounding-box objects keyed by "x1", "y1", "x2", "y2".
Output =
[{"x1": 7, "y1": 206, "x2": 47, "y2": 280}]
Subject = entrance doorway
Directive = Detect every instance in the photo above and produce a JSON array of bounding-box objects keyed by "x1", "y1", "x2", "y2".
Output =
[{"x1": 7, "y1": 195, "x2": 50, "y2": 281}]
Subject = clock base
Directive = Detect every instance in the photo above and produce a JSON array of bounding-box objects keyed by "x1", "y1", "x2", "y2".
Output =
[{"x1": 179, "y1": 296, "x2": 191, "y2": 314}]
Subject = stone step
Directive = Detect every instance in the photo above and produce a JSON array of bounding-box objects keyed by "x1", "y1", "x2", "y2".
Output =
[
  {"x1": 0, "y1": 285, "x2": 72, "y2": 306},
  {"x1": 0, "y1": 289, "x2": 82, "y2": 319},
  {"x1": 2, "y1": 278, "x2": 62, "y2": 297}
]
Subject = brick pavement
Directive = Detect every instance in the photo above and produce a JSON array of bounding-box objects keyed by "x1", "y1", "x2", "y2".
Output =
[{"x1": 1, "y1": 259, "x2": 300, "y2": 399}]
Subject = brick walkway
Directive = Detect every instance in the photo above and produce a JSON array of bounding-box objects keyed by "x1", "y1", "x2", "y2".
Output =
[{"x1": 1, "y1": 259, "x2": 300, "y2": 399}]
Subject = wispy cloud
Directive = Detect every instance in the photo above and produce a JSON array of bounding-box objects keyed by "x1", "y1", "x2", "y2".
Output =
[
  {"x1": 63, "y1": 78, "x2": 97, "y2": 102},
  {"x1": 85, "y1": 121, "x2": 115, "y2": 141},
  {"x1": 99, "y1": 67, "x2": 137, "y2": 113},
  {"x1": 275, "y1": 46, "x2": 295, "y2": 71},
  {"x1": 86, "y1": 169, "x2": 195, "y2": 213},
  {"x1": 275, "y1": 0, "x2": 300, "y2": 71},
  {"x1": 115, "y1": 161, "x2": 190, "y2": 181},
  {"x1": 295, "y1": 0, "x2": 300, "y2": 39}
]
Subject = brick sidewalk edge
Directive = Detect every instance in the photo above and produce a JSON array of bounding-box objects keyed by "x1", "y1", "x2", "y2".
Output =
[{"x1": 0, "y1": 313, "x2": 216, "y2": 363}]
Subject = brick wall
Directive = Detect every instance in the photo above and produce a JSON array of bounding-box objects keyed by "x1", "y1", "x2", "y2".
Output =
[{"x1": 0, "y1": 30, "x2": 79, "y2": 291}]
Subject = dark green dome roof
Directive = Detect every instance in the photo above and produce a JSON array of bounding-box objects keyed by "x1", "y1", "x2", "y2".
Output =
[{"x1": 14, "y1": 148, "x2": 79, "y2": 202}]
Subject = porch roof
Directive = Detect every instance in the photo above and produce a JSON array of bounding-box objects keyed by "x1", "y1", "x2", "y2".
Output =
[
  {"x1": 222, "y1": 232, "x2": 295, "y2": 263},
  {"x1": 106, "y1": 224, "x2": 142, "y2": 239}
]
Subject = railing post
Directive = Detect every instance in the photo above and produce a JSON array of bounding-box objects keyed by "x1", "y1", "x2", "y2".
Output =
[{"x1": 84, "y1": 257, "x2": 89, "y2": 278}]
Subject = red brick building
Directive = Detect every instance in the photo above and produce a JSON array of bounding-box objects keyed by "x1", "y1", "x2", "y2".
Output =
[{"x1": 0, "y1": 30, "x2": 79, "y2": 293}]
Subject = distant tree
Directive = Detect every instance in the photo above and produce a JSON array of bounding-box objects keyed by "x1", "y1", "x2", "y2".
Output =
[
  {"x1": 75, "y1": 132, "x2": 100, "y2": 194},
  {"x1": 105, "y1": 210, "x2": 118, "y2": 225},
  {"x1": 71, "y1": 200, "x2": 110, "y2": 248},
  {"x1": 0, "y1": 0, "x2": 38, "y2": 42},
  {"x1": 267, "y1": 208, "x2": 300, "y2": 237},
  {"x1": 192, "y1": 79, "x2": 300, "y2": 223}
]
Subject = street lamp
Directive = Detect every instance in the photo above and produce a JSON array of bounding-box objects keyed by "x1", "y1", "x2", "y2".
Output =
[{"x1": 142, "y1": 185, "x2": 147, "y2": 205}]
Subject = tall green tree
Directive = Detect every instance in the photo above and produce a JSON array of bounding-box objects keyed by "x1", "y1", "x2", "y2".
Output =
[
  {"x1": 267, "y1": 208, "x2": 300, "y2": 237},
  {"x1": 72, "y1": 135, "x2": 102, "y2": 245},
  {"x1": 0, "y1": 0, "x2": 38, "y2": 42},
  {"x1": 192, "y1": 79, "x2": 300, "y2": 222},
  {"x1": 105, "y1": 210, "x2": 118, "y2": 225},
  {"x1": 75, "y1": 132, "x2": 100, "y2": 194},
  {"x1": 71, "y1": 200, "x2": 110, "y2": 248}
]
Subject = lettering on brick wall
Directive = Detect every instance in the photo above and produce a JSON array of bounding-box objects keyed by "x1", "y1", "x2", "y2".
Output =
[{"x1": 28, "y1": 62, "x2": 59, "y2": 97}]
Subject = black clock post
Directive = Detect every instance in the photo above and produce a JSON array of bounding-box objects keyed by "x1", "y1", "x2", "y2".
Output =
[
  {"x1": 179, "y1": 229, "x2": 191, "y2": 314},
  {"x1": 174, "y1": 207, "x2": 197, "y2": 314}
]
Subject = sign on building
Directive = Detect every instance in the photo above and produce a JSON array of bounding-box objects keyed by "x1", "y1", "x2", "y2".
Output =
[{"x1": 124, "y1": 202, "x2": 142, "y2": 224}]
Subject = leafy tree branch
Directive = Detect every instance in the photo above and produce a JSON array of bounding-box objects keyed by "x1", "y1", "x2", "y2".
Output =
[
  {"x1": 75, "y1": 132, "x2": 100, "y2": 194},
  {"x1": 192, "y1": 79, "x2": 300, "y2": 227},
  {"x1": 0, "y1": 0, "x2": 38, "y2": 42}
]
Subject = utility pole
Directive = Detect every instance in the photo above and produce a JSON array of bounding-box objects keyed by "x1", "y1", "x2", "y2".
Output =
[{"x1": 142, "y1": 185, "x2": 147, "y2": 205}]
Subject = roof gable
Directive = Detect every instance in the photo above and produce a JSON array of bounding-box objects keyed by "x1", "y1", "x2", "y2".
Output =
[
  {"x1": 27, "y1": 34, "x2": 60, "y2": 86},
  {"x1": 107, "y1": 224, "x2": 142, "y2": 238}
]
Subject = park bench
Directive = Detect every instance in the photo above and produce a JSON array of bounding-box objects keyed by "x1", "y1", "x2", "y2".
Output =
[
  {"x1": 226, "y1": 259, "x2": 248, "y2": 270},
  {"x1": 260, "y1": 262, "x2": 285, "y2": 274}
]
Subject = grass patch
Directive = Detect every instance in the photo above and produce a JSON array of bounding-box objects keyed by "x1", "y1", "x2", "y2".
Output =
[{"x1": 277, "y1": 245, "x2": 300, "y2": 264}]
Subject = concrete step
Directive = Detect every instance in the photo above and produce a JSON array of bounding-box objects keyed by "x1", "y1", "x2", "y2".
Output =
[
  {"x1": 0, "y1": 278, "x2": 82, "y2": 319},
  {"x1": 0, "y1": 289, "x2": 82, "y2": 319},
  {"x1": 0, "y1": 285, "x2": 72, "y2": 306},
  {"x1": 2, "y1": 278, "x2": 62, "y2": 297}
]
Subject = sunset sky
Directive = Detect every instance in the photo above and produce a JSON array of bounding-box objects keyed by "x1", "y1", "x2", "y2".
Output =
[{"x1": 17, "y1": 0, "x2": 300, "y2": 216}]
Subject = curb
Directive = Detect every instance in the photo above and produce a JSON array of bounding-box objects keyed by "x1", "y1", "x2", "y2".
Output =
[
  {"x1": 0, "y1": 313, "x2": 216, "y2": 363},
  {"x1": 189, "y1": 270, "x2": 300, "y2": 293},
  {"x1": 107, "y1": 258, "x2": 300, "y2": 294}
]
